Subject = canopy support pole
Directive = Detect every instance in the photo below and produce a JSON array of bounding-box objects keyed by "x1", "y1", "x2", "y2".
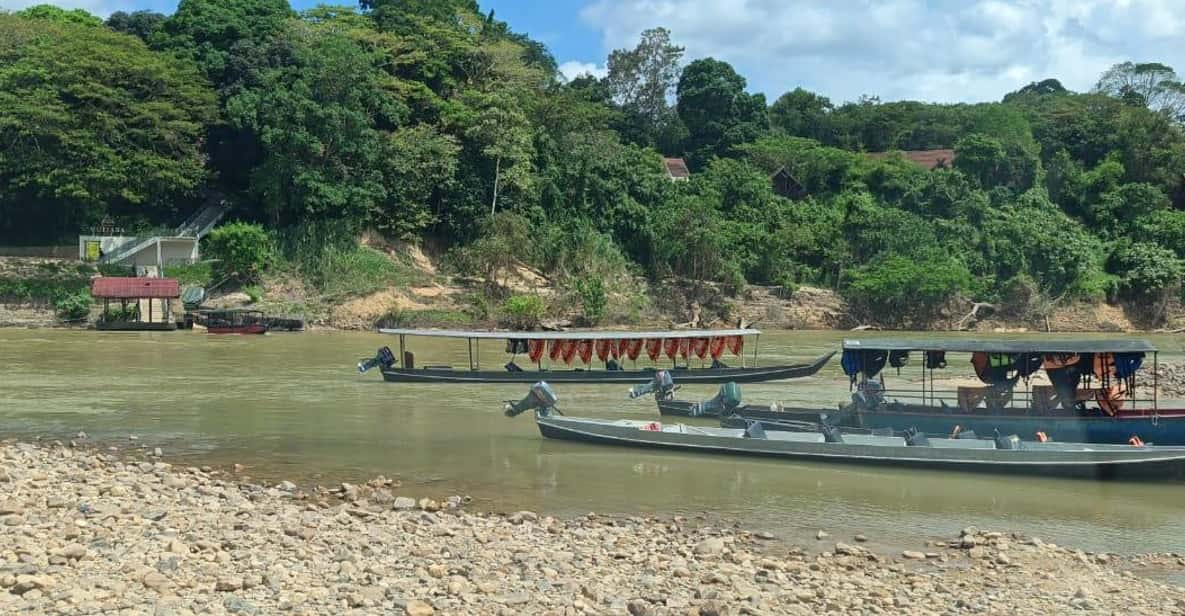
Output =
[
  {"x1": 399, "y1": 335, "x2": 406, "y2": 367},
  {"x1": 753, "y1": 334, "x2": 760, "y2": 368},
  {"x1": 1153, "y1": 351, "x2": 1159, "y2": 412},
  {"x1": 467, "y1": 338, "x2": 474, "y2": 371}
]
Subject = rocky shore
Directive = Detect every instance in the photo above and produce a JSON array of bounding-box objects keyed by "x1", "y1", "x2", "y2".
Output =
[{"x1": 1, "y1": 441, "x2": 1183, "y2": 616}]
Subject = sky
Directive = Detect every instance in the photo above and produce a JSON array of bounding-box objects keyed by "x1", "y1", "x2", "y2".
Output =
[{"x1": 9, "y1": 0, "x2": 1185, "y2": 104}]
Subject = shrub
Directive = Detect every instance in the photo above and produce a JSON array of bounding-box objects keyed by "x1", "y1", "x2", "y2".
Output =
[
  {"x1": 204, "y1": 222, "x2": 273, "y2": 284},
  {"x1": 163, "y1": 262, "x2": 214, "y2": 287},
  {"x1": 445, "y1": 212, "x2": 533, "y2": 289},
  {"x1": 572, "y1": 276, "x2": 607, "y2": 325},
  {"x1": 500, "y1": 294, "x2": 545, "y2": 330},
  {"x1": 844, "y1": 255, "x2": 972, "y2": 326},
  {"x1": 102, "y1": 304, "x2": 138, "y2": 321},
  {"x1": 774, "y1": 272, "x2": 799, "y2": 299},
  {"x1": 243, "y1": 285, "x2": 263, "y2": 304},
  {"x1": 54, "y1": 292, "x2": 92, "y2": 321},
  {"x1": 1108, "y1": 241, "x2": 1184, "y2": 299}
]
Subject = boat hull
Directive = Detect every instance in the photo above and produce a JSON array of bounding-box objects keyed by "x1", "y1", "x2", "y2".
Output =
[
  {"x1": 207, "y1": 324, "x2": 268, "y2": 335},
  {"x1": 536, "y1": 416, "x2": 1185, "y2": 480},
  {"x1": 662, "y1": 399, "x2": 1185, "y2": 446},
  {"x1": 379, "y1": 352, "x2": 834, "y2": 385}
]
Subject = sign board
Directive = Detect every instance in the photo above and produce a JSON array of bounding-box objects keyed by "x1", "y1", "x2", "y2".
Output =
[{"x1": 84, "y1": 240, "x2": 101, "y2": 262}]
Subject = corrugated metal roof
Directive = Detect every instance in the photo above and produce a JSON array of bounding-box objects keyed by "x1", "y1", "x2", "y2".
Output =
[
  {"x1": 663, "y1": 157, "x2": 690, "y2": 179},
  {"x1": 378, "y1": 328, "x2": 759, "y2": 340},
  {"x1": 843, "y1": 338, "x2": 1156, "y2": 354},
  {"x1": 90, "y1": 277, "x2": 180, "y2": 299},
  {"x1": 866, "y1": 149, "x2": 956, "y2": 170}
]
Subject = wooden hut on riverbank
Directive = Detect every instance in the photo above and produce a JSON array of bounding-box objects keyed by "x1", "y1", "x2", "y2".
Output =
[{"x1": 91, "y1": 277, "x2": 179, "y2": 331}]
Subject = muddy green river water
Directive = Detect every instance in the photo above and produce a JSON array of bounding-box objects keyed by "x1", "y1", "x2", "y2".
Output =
[{"x1": 1, "y1": 328, "x2": 1183, "y2": 554}]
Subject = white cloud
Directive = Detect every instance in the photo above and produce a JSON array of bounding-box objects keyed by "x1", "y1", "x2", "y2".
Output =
[
  {"x1": 558, "y1": 60, "x2": 608, "y2": 82},
  {"x1": 580, "y1": 0, "x2": 1185, "y2": 103}
]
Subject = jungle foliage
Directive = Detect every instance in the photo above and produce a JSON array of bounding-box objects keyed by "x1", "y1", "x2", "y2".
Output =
[{"x1": 2, "y1": 4, "x2": 1185, "y2": 323}]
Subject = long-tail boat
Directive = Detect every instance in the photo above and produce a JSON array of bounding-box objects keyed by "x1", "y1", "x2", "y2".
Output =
[
  {"x1": 356, "y1": 328, "x2": 834, "y2": 384},
  {"x1": 506, "y1": 382, "x2": 1185, "y2": 480},
  {"x1": 644, "y1": 337, "x2": 1185, "y2": 446}
]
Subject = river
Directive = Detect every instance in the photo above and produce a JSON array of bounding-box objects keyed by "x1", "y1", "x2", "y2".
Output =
[{"x1": 2, "y1": 328, "x2": 1183, "y2": 555}]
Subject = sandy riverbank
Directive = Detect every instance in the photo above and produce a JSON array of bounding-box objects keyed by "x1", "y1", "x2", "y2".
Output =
[{"x1": 0, "y1": 441, "x2": 1183, "y2": 615}]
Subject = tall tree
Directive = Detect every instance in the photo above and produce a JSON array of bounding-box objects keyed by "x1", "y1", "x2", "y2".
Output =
[
  {"x1": 769, "y1": 87, "x2": 833, "y2": 141},
  {"x1": 105, "y1": 10, "x2": 166, "y2": 41},
  {"x1": 225, "y1": 20, "x2": 407, "y2": 228},
  {"x1": 604, "y1": 27, "x2": 684, "y2": 148},
  {"x1": 676, "y1": 58, "x2": 767, "y2": 170},
  {"x1": 1095, "y1": 62, "x2": 1185, "y2": 122},
  {"x1": 159, "y1": 0, "x2": 295, "y2": 90},
  {"x1": 14, "y1": 5, "x2": 102, "y2": 26},
  {"x1": 0, "y1": 15, "x2": 216, "y2": 241}
]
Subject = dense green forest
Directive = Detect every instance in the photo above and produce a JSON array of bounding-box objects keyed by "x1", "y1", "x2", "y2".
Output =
[{"x1": 3, "y1": 1, "x2": 1185, "y2": 326}]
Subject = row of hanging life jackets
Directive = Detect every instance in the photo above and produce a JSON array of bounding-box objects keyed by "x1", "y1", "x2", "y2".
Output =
[{"x1": 506, "y1": 336, "x2": 747, "y2": 365}]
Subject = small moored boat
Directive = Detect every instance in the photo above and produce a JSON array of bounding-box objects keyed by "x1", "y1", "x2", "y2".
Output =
[
  {"x1": 201, "y1": 309, "x2": 269, "y2": 335},
  {"x1": 358, "y1": 328, "x2": 834, "y2": 385},
  {"x1": 510, "y1": 382, "x2": 1185, "y2": 480}
]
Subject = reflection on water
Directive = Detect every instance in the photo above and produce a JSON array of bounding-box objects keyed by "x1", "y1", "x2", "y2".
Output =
[{"x1": 1, "y1": 328, "x2": 1183, "y2": 554}]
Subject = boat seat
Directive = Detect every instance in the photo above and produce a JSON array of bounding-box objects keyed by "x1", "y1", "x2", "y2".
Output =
[
  {"x1": 843, "y1": 434, "x2": 906, "y2": 447},
  {"x1": 766, "y1": 432, "x2": 826, "y2": 443},
  {"x1": 927, "y1": 438, "x2": 996, "y2": 449}
]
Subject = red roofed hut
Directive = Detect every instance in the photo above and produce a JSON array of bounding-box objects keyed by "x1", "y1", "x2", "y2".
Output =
[
  {"x1": 663, "y1": 157, "x2": 691, "y2": 181},
  {"x1": 866, "y1": 148, "x2": 956, "y2": 170},
  {"x1": 91, "y1": 277, "x2": 180, "y2": 331}
]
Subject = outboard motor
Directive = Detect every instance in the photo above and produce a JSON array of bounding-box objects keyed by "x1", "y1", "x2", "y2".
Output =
[
  {"x1": 904, "y1": 427, "x2": 930, "y2": 447},
  {"x1": 821, "y1": 423, "x2": 844, "y2": 444},
  {"x1": 505, "y1": 381, "x2": 559, "y2": 417},
  {"x1": 691, "y1": 382, "x2": 742, "y2": 417},
  {"x1": 993, "y1": 429, "x2": 1022, "y2": 450},
  {"x1": 743, "y1": 421, "x2": 767, "y2": 440},
  {"x1": 629, "y1": 370, "x2": 676, "y2": 400},
  {"x1": 357, "y1": 346, "x2": 396, "y2": 373},
  {"x1": 851, "y1": 378, "x2": 885, "y2": 409}
]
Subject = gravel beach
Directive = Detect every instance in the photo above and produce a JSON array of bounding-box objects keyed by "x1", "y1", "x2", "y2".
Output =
[{"x1": 0, "y1": 440, "x2": 1183, "y2": 615}]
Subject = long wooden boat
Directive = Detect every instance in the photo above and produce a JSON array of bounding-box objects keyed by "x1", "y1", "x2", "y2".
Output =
[
  {"x1": 649, "y1": 337, "x2": 1185, "y2": 446},
  {"x1": 358, "y1": 328, "x2": 834, "y2": 385},
  {"x1": 507, "y1": 383, "x2": 1185, "y2": 480}
]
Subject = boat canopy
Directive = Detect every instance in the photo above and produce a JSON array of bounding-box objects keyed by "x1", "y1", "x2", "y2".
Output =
[
  {"x1": 842, "y1": 338, "x2": 1157, "y2": 354},
  {"x1": 379, "y1": 328, "x2": 759, "y2": 340}
]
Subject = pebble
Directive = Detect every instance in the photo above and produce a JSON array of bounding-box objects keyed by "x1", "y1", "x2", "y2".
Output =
[
  {"x1": 142, "y1": 572, "x2": 169, "y2": 591},
  {"x1": 902, "y1": 551, "x2": 926, "y2": 560},
  {"x1": 392, "y1": 497, "x2": 416, "y2": 510},
  {"x1": 694, "y1": 537, "x2": 725, "y2": 556},
  {"x1": 404, "y1": 599, "x2": 434, "y2": 615}
]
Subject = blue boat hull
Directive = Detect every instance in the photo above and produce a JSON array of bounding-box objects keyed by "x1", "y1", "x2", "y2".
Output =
[
  {"x1": 849, "y1": 410, "x2": 1185, "y2": 446},
  {"x1": 697, "y1": 403, "x2": 1185, "y2": 445}
]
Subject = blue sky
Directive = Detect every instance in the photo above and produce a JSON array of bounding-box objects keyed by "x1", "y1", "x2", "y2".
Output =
[{"x1": 10, "y1": 0, "x2": 1185, "y2": 103}]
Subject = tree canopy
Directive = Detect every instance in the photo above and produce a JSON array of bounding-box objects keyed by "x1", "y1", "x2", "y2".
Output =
[{"x1": 2, "y1": 2, "x2": 1185, "y2": 325}]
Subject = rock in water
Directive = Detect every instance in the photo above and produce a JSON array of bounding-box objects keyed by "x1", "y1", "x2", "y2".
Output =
[
  {"x1": 902, "y1": 551, "x2": 926, "y2": 560},
  {"x1": 834, "y1": 543, "x2": 858, "y2": 556},
  {"x1": 816, "y1": 530, "x2": 829, "y2": 540}
]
